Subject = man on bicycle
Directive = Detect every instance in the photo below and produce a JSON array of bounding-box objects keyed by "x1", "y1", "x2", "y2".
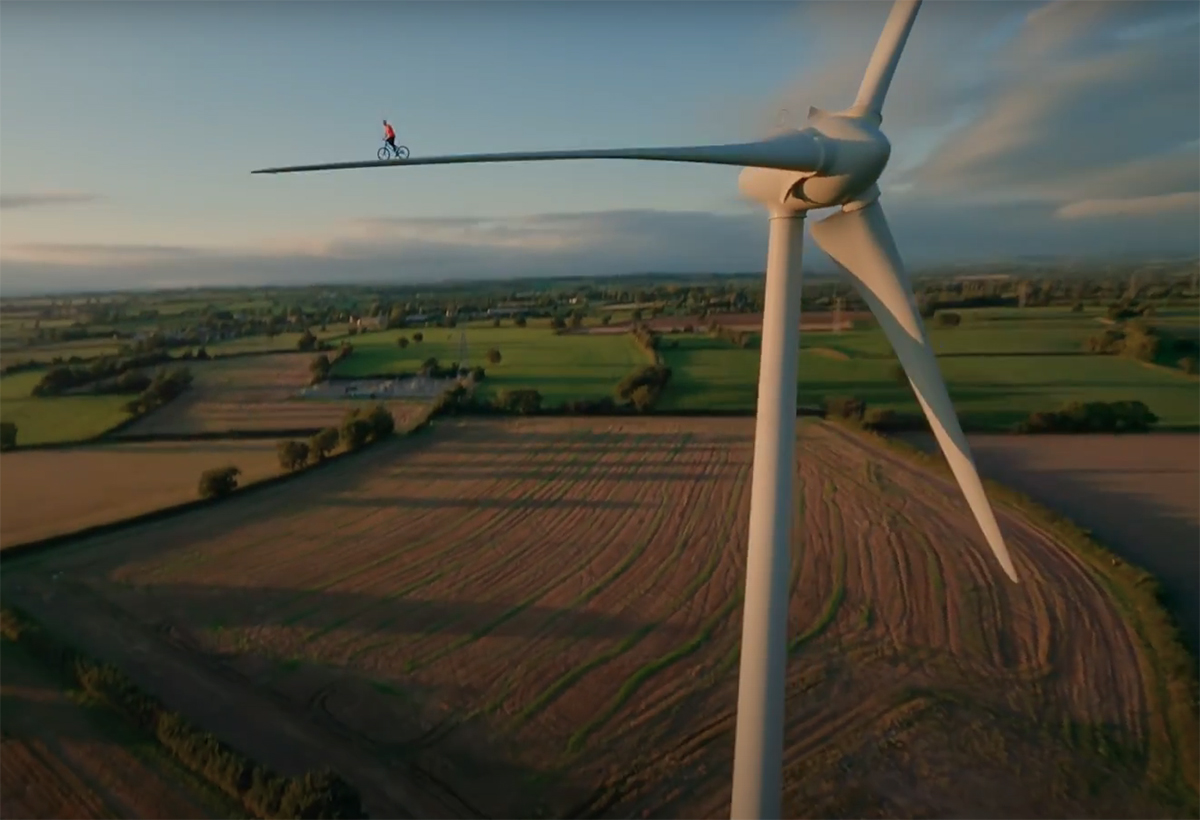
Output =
[{"x1": 383, "y1": 119, "x2": 397, "y2": 154}]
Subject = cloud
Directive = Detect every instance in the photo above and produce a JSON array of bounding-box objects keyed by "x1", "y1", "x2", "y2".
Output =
[
  {"x1": 902, "y1": 1, "x2": 1200, "y2": 206},
  {"x1": 0, "y1": 191, "x2": 103, "y2": 210},
  {"x1": 760, "y1": 0, "x2": 1199, "y2": 215},
  {"x1": 1055, "y1": 192, "x2": 1200, "y2": 220},
  {"x1": 3, "y1": 203, "x2": 1196, "y2": 297}
]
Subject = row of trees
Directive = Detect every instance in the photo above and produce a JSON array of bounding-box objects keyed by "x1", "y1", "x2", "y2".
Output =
[
  {"x1": 120, "y1": 367, "x2": 194, "y2": 417},
  {"x1": 31, "y1": 350, "x2": 176, "y2": 396},
  {"x1": 0, "y1": 421, "x2": 16, "y2": 451},
  {"x1": 276, "y1": 405, "x2": 398, "y2": 473},
  {"x1": 708, "y1": 323, "x2": 758, "y2": 349},
  {"x1": 1020, "y1": 400, "x2": 1159, "y2": 434},
  {"x1": 1085, "y1": 319, "x2": 1198, "y2": 374},
  {"x1": 308, "y1": 343, "x2": 355, "y2": 385},
  {"x1": 0, "y1": 607, "x2": 365, "y2": 819}
]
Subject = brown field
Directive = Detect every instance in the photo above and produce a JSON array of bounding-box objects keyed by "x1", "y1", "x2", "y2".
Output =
[
  {"x1": 117, "y1": 352, "x2": 430, "y2": 436},
  {"x1": 0, "y1": 441, "x2": 284, "y2": 548},
  {"x1": 1, "y1": 417, "x2": 1195, "y2": 818},
  {"x1": 0, "y1": 642, "x2": 220, "y2": 819},
  {"x1": 584, "y1": 310, "x2": 870, "y2": 335},
  {"x1": 900, "y1": 432, "x2": 1200, "y2": 656}
]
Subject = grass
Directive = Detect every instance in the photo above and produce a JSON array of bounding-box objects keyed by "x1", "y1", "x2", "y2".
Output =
[
  {"x1": 0, "y1": 370, "x2": 132, "y2": 445},
  {"x1": 330, "y1": 325, "x2": 654, "y2": 404},
  {"x1": 657, "y1": 317, "x2": 1200, "y2": 429},
  {"x1": 0, "y1": 338, "x2": 126, "y2": 367},
  {"x1": 204, "y1": 328, "x2": 346, "y2": 356}
]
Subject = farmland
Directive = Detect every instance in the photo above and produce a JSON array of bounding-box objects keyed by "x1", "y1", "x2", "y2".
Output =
[
  {"x1": 899, "y1": 431, "x2": 1200, "y2": 655},
  {"x1": 330, "y1": 325, "x2": 654, "y2": 404},
  {"x1": 0, "y1": 441, "x2": 284, "y2": 548},
  {"x1": 3, "y1": 417, "x2": 1194, "y2": 818},
  {"x1": 657, "y1": 311, "x2": 1200, "y2": 428},
  {"x1": 115, "y1": 352, "x2": 431, "y2": 437},
  {"x1": 0, "y1": 370, "x2": 132, "y2": 446},
  {"x1": 0, "y1": 641, "x2": 228, "y2": 819}
]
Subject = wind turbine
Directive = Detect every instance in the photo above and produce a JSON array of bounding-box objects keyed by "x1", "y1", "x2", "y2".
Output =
[{"x1": 253, "y1": 1, "x2": 1019, "y2": 816}]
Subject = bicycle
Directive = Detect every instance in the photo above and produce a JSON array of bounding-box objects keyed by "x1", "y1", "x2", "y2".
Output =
[{"x1": 378, "y1": 141, "x2": 410, "y2": 161}]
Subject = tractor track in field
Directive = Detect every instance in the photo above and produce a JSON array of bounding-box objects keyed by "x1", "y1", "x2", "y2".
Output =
[{"x1": 3, "y1": 417, "x2": 1190, "y2": 819}]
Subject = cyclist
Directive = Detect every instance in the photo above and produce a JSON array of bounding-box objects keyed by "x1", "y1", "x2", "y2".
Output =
[{"x1": 383, "y1": 119, "x2": 397, "y2": 155}]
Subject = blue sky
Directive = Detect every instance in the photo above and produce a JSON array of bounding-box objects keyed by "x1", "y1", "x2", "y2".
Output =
[{"x1": 1, "y1": 1, "x2": 1197, "y2": 294}]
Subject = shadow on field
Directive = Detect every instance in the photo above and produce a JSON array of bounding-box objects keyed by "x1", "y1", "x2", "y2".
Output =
[
  {"x1": 103, "y1": 583, "x2": 681, "y2": 642},
  {"x1": 384, "y1": 467, "x2": 720, "y2": 484},
  {"x1": 1, "y1": 586, "x2": 590, "y2": 820},
  {"x1": 321, "y1": 495, "x2": 645, "y2": 511},
  {"x1": 899, "y1": 432, "x2": 1200, "y2": 657}
]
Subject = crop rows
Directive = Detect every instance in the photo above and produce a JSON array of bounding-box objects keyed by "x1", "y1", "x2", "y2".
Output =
[{"x1": 6, "y1": 417, "x2": 1171, "y2": 818}]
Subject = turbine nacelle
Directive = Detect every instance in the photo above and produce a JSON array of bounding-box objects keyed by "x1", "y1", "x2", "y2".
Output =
[{"x1": 738, "y1": 112, "x2": 891, "y2": 216}]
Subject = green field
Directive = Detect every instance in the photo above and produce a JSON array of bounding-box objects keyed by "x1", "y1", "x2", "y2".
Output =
[
  {"x1": 330, "y1": 326, "x2": 654, "y2": 405},
  {"x1": 205, "y1": 327, "x2": 348, "y2": 356},
  {"x1": 0, "y1": 370, "x2": 132, "y2": 446},
  {"x1": 659, "y1": 308, "x2": 1200, "y2": 429},
  {"x1": 0, "y1": 338, "x2": 127, "y2": 368}
]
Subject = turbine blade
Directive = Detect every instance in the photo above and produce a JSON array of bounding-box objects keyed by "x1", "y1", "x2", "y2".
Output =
[
  {"x1": 809, "y1": 199, "x2": 1019, "y2": 583},
  {"x1": 852, "y1": 0, "x2": 923, "y2": 123},
  {"x1": 251, "y1": 131, "x2": 824, "y2": 175}
]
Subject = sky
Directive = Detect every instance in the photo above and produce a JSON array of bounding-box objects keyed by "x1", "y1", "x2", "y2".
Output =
[{"x1": 1, "y1": 0, "x2": 1198, "y2": 295}]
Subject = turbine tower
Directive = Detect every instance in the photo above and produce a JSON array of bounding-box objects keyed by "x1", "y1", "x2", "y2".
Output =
[{"x1": 252, "y1": 2, "x2": 1020, "y2": 815}]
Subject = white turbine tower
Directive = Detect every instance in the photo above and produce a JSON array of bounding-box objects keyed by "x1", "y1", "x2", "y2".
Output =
[{"x1": 253, "y1": 1, "x2": 1020, "y2": 816}]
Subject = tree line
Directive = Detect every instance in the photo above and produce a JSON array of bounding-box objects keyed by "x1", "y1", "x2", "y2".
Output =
[{"x1": 0, "y1": 607, "x2": 365, "y2": 818}]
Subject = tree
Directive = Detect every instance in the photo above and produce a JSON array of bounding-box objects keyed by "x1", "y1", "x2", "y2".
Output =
[
  {"x1": 366, "y1": 404, "x2": 395, "y2": 439},
  {"x1": 309, "y1": 353, "x2": 331, "y2": 385},
  {"x1": 420, "y1": 357, "x2": 439, "y2": 375},
  {"x1": 397, "y1": 336, "x2": 409, "y2": 349},
  {"x1": 0, "y1": 421, "x2": 16, "y2": 451},
  {"x1": 308, "y1": 427, "x2": 340, "y2": 463},
  {"x1": 601, "y1": 314, "x2": 612, "y2": 326},
  {"x1": 486, "y1": 348, "x2": 502, "y2": 365},
  {"x1": 629, "y1": 385, "x2": 655, "y2": 412},
  {"x1": 277, "y1": 440, "x2": 310, "y2": 471},
  {"x1": 340, "y1": 417, "x2": 373, "y2": 450},
  {"x1": 297, "y1": 329, "x2": 317, "y2": 351},
  {"x1": 198, "y1": 466, "x2": 241, "y2": 499},
  {"x1": 495, "y1": 388, "x2": 542, "y2": 415},
  {"x1": 492, "y1": 317, "x2": 502, "y2": 327},
  {"x1": 413, "y1": 331, "x2": 424, "y2": 343},
  {"x1": 514, "y1": 316, "x2": 527, "y2": 328},
  {"x1": 550, "y1": 316, "x2": 567, "y2": 330},
  {"x1": 935, "y1": 311, "x2": 962, "y2": 328}
]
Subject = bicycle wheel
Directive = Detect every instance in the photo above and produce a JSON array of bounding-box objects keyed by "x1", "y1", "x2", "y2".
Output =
[
  {"x1": 395, "y1": 145, "x2": 410, "y2": 159},
  {"x1": 377, "y1": 146, "x2": 390, "y2": 161}
]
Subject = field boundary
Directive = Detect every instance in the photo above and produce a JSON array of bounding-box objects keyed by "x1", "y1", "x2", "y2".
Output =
[
  {"x1": 826, "y1": 417, "x2": 1200, "y2": 806},
  {"x1": 0, "y1": 417, "x2": 434, "y2": 562},
  {"x1": 0, "y1": 606, "x2": 366, "y2": 819}
]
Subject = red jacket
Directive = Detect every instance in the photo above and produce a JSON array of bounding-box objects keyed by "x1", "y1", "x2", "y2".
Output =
[{"x1": 384, "y1": 123, "x2": 395, "y2": 140}]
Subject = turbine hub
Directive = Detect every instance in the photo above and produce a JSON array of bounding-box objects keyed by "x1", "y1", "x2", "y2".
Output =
[
  {"x1": 795, "y1": 111, "x2": 891, "y2": 208},
  {"x1": 738, "y1": 114, "x2": 891, "y2": 216}
]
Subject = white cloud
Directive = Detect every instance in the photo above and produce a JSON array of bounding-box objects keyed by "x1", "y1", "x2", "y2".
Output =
[
  {"x1": 904, "y1": 1, "x2": 1200, "y2": 205},
  {"x1": 1055, "y1": 192, "x2": 1200, "y2": 220}
]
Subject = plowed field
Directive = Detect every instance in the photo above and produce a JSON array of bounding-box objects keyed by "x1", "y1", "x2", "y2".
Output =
[
  {"x1": 0, "y1": 642, "x2": 222, "y2": 819},
  {"x1": 116, "y1": 353, "x2": 429, "y2": 436},
  {"x1": 2, "y1": 418, "x2": 1194, "y2": 818}
]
